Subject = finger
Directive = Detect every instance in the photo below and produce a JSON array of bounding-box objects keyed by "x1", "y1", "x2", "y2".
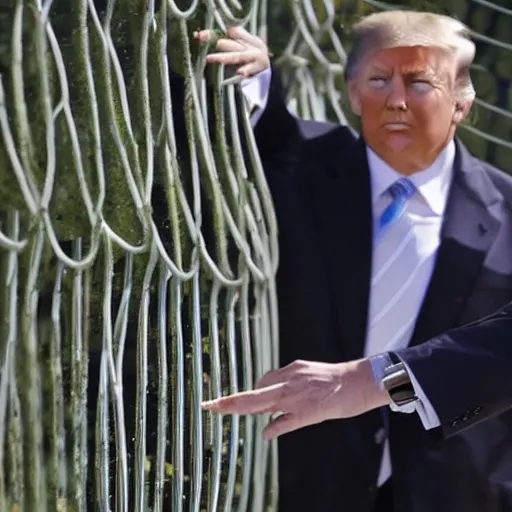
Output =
[
  {"x1": 193, "y1": 29, "x2": 215, "y2": 44},
  {"x1": 202, "y1": 382, "x2": 285, "y2": 415},
  {"x1": 216, "y1": 38, "x2": 246, "y2": 53},
  {"x1": 206, "y1": 51, "x2": 253, "y2": 67},
  {"x1": 227, "y1": 26, "x2": 266, "y2": 50},
  {"x1": 262, "y1": 412, "x2": 312, "y2": 440},
  {"x1": 236, "y1": 61, "x2": 265, "y2": 79},
  {"x1": 255, "y1": 367, "x2": 289, "y2": 390},
  {"x1": 255, "y1": 360, "x2": 306, "y2": 390},
  {"x1": 206, "y1": 52, "x2": 254, "y2": 66}
]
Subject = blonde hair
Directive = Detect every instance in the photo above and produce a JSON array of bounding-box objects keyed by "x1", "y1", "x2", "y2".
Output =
[{"x1": 344, "y1": 10, "x2": 476, "y2": 101}]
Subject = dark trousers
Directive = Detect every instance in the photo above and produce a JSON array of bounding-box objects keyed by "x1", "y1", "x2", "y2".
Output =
[{"x1": 374, "y1": 479, "x2": 394, "y2": 512}]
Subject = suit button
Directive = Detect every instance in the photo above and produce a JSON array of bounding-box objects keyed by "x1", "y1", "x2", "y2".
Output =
[
  {"x1": 451, "y1": 418, "x2": 462, "y2": 428},
  {"x1": 473, "y1": 406, "x2": 482, "y2": 415},
  {"x1": 374, "y1": 428, "x2": 386, "y2": 445}
]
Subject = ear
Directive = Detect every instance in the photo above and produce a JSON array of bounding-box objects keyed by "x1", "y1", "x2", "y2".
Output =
[
  {"x1": 347, "y1": 79, "x2": 362, "y2": 116},
  {"x1": 452, "y1": 100, "x2": 472, "y2": 125}
]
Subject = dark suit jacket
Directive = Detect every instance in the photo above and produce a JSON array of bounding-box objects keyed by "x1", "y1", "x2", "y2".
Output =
[
  {"x1": 397, "y1": 301, "x2": 512, "y2": 435},
  {"x1": 253, "y1": 70, "x2": 512, "y2": 512}
]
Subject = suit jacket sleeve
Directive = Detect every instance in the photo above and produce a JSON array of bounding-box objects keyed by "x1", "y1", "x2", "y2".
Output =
[
  {"x1": 394, "y1": 301, "x2": 512, "y2": 437},
  {"x1": 251, "y1": 65, "x2": 301, "y2": 161}
]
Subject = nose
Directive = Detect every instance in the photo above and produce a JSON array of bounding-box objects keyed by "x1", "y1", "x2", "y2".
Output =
[{"x1": 386, "y1": 77, "x2": 408, "y2": 111}]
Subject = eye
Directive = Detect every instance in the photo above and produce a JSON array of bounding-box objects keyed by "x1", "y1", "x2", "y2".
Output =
[
  {"x1": 409, "y1": 80, "x2": 433, "y2": 93},
  {"x1": 368, "y1": 77, "x2": 388, "y2": 88}
]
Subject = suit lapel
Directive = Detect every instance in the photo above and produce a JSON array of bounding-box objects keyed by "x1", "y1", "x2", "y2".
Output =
[
  {"x1": 312, "y1": 135, "x2": 502, "y2": 354},
  {"x1": 409, "y1": 139, "x2": 502, "y2": 346},
  {"x1": 313, "y1": 136, "x2": 373, "y2": 361}
]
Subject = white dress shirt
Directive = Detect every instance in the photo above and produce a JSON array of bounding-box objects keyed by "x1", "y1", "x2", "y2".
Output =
[
  {"x1": 241, "y1": 68, "x2": 455, "y2": 481},
  {"x1": 366, "y1": 143, "x2": 455, "y2": 484},
  {"x1": 241, "y1": 67, "x2": 271, "y2": 125}
]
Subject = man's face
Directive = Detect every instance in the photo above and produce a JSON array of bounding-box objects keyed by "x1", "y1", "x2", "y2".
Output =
[{"x1": 348, "y1": 46, "x2": 469, "y2": 173}]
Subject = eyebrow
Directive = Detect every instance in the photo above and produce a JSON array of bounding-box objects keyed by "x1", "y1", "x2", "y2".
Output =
[
  {"x1": 368, "y1": 65, "x2": 436, "y2": 79},
  {"x1": 369, "y1": 65, "x2": 391, "y2": 75}
]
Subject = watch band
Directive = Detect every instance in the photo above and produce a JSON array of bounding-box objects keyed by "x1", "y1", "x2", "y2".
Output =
[{"x1": 381, "y1": 360, "x2": 418, "y2": 407}]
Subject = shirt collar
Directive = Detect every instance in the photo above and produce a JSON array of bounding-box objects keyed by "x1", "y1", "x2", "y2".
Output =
[{"x1": 367, "y1": 141, "x2": 455, "y2": 215}]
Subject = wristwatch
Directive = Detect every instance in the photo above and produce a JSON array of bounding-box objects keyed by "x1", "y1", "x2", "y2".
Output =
[{"x1": 381, "y1": 358, "x2": 418, "y2": 408}]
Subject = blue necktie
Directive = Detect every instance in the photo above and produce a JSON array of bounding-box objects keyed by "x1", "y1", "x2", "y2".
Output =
[
  {"x1": 374, "y1": 178, "x2": 415, "y2": 439},
  {"x1": 376, "y1": 178, "x2": 416, "y2": 237}
]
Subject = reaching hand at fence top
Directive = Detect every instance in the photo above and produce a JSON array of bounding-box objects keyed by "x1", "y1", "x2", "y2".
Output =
[{"x1": 194, "y1": 26, "x2": 270, "y2": 79}]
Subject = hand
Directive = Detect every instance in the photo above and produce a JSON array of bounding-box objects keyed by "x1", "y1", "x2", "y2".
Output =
[
  {"x1": 202, "y1": 358, "x2": 390, "y2": 440},
  {"x1": 193, "y1": 26, "x2": 270, "y2": 79}
]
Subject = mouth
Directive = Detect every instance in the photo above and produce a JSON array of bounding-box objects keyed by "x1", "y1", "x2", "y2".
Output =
[{"x1": 384, "y1": 123, "x2": 410, "y2": 131}]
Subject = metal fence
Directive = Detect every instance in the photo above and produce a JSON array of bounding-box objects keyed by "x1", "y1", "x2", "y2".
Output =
[
  {"x1": 0, "y1": 0, "x2": 510, "y2": 511},
  {"x1": 0, "y1": 1, "x2": 279, "y2": 511}
]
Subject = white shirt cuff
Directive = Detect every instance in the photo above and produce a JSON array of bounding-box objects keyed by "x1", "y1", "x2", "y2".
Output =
[
  {"x1": 369, "y1": 353, "x2": 441, "y2": 430},
  {"x1": 402, "y1": 358, "x2": 441, "y2": 429},
  {"x1": 240, "y1": 67, "x2": 272, "y2": 127}
]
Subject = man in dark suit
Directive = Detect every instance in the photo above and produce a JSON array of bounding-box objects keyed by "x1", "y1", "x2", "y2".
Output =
[{"x1": 196, "y1": 10, "x2": 512, "y2": 512}]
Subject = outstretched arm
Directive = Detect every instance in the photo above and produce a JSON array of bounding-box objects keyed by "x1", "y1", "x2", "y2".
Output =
[{"x1": 202, "y1": 302, "x2": 512, "y2": 439}]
